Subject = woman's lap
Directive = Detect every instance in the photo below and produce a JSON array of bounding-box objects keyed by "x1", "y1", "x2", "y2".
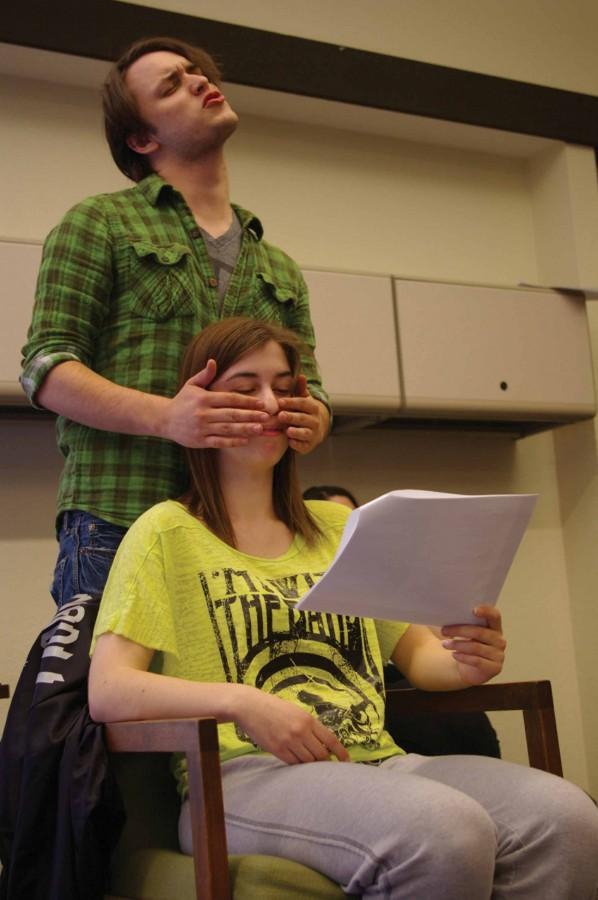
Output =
[{"x1": 179, "y1": 752, "x2": 598, "y2": 899}]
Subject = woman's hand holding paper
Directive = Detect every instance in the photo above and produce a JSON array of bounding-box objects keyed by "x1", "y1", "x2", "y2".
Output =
[{"x1": 441, "y1": 605, "x2": 506, "y2": 686}]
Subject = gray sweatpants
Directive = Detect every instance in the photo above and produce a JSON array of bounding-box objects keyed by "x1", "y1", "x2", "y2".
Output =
[{"x1": 179, "y1": 752, "x2": 598, "y2": 899}]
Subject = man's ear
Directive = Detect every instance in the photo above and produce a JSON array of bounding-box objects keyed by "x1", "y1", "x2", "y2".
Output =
[{"x1": 126, "y1": 132, "x2": 159, "y2": 156}]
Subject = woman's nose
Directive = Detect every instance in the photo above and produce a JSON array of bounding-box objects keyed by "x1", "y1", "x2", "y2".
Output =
[{"x1": 262, "y1": 389, "x2": 280, "y2": 415}]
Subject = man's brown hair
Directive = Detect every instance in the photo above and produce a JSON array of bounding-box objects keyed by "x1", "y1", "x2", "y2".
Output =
[
  {"x1": 102, "y1": 36, "x2": 222, "y2": 182},
  {"x1": 178, "y1": 317, "x2": 323, "y2": 549}
]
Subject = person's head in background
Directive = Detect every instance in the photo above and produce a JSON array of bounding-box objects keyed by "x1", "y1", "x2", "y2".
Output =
[{"x1": 302, "y1": 485, "x2": 359, "y2": 510}]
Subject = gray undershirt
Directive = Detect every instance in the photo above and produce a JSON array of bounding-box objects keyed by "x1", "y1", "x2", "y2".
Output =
[{"x1": 199, "y1": 212, "x2": 242, "y2": 311}]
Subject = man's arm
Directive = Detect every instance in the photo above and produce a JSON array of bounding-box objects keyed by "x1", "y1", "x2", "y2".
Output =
[
  {"x1": 37, "y1": 359, "x2": 269, "y2": 449},
  {"x1": 278, "y1": 374, "x2": 330, "y2": 454},
  {"x1": 23, "y1": 201, "x2": 268, "y2": 447},
  {"x1": 278, "y1": 271, "x2": 331, "y2": 454},
  {"x1": 391, "y1": 606, "x2": 506, "y2": 691}
]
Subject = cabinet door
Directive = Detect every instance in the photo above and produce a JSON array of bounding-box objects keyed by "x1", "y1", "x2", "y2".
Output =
[
  {"x1": 394, "y1": 279, "x2": 596, "y2": 419},
  {"x1": 0, "y1": 240, "x2": 43, "y2": 405},
  {"x1": 303, "y1": 269, "x2": 402, "y2": 414}
]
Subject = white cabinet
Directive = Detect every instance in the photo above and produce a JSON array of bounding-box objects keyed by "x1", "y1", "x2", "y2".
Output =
[
  {"x1": 1, "y1": 241, "x2": 595, "y2": 432},
  {"x1": 303, "y1": 269, "x2": 402, "y2": 414},
  {"x1": 393, "y1": 279, "x2": 596, "y2": 421}
]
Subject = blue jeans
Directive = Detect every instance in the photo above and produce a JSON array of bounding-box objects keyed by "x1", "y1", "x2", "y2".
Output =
[{"x1": 51, "y1": 510, "x2": 127, "y2": 607}]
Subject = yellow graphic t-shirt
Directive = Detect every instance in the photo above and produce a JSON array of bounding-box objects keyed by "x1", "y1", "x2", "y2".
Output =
[{"x1": 93, "y1": 499, "x2": 409, "y2": 795}]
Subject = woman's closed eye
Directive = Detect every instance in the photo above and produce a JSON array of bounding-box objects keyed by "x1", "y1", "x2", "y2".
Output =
[
  {"x1": 233, "y1": 387, "x2": 292, "y2": 398},
  {"x1": 161, "y1": 77, "x2": 180, "y2": 96}
]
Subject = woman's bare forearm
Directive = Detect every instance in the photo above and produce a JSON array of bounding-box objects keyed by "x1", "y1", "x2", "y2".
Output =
[{"x1": 88, "y1": 655, "x2": 249, "y2": 724}]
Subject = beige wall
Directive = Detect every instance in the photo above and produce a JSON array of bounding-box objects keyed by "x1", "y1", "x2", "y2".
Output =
[
  {"x1": 123, "y1": 0, "x2": 598, "y2": 94},
  {"x1": 2, "y1": 3, "x2": 598, "y2": 796}
]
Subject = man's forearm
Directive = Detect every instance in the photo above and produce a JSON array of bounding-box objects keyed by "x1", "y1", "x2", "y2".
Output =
[
  {"x1": 36, "y1": 358, "x2": 268, "y2": 448},
  {"x1": 36, "y1": 360, "x2": 170, "y2": 437}
]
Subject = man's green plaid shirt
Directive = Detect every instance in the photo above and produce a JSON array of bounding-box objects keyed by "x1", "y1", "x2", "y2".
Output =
[{"x1": 21, "y1": 175, "x2": 328, "y2": 528}]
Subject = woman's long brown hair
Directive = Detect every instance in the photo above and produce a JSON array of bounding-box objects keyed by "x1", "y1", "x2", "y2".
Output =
[{"x1": 178, "y1": 317, "x2": 323, "y2": 548}]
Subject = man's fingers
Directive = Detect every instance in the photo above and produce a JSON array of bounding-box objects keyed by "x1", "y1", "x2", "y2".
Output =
[
  {"x1": 281, "y1": 411, "x2": 317, "y2": 428},
  {"x1": 186, "y1": 358, "x2": 217, "y2": 389},
  {"x1": 285, "y1": 425, "x2": 312, "y2": 441},
  {"x1": 202, "y1": 436, "x2": 250, "y2": 449},
  {"x1": 202, "y1": 407, "x2": 268, "y2": 423},
  {"x1": 287, "y1": 438, "x2": 311, "y2": 455},
  {"x1": 295, "y1": 373, "x2": 309, "y2": 398},
  {"x1": 279, "y1": 399, "x2": 317, "y2": 415},
  {"x1": 206, "y1": 392, "x2": 267, "y2": 413}
]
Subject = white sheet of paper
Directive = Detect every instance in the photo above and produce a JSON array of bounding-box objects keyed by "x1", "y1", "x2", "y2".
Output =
[{"x1": 296, "y1": 490, "x2": 537, "y2": 625}]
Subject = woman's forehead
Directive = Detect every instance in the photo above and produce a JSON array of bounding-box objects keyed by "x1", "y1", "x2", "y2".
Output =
[{"x1": 219, "y1": 341, "x2": 291, "y2": 379}]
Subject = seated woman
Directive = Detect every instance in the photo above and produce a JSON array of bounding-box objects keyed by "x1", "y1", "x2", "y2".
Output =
[{"x1": 89, "y1": 317, "x2": 598, "y2": 900}]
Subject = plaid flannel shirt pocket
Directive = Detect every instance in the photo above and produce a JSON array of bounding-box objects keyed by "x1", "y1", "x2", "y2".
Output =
[{"x1": 129, "y1": 240, "x2": 196, "y2": 321}]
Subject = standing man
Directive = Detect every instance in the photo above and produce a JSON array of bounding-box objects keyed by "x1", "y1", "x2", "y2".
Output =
[{"x1": 21, "y1": 36, "x2": 330, "y2": 607}]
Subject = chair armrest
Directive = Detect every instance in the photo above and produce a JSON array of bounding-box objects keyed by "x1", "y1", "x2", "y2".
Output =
[
  {"x1": 386, "y1": 680, "x2": 563, "y2": 776},
  {"x1": 105, "y1": 716, "x2": 219, "y2": 754},
  {"x1": 386, "y1": 680, "x2": 553, "y2": 714},
  {"x1": 105, "y1": 717, "x2": 229, "y2": 900}
]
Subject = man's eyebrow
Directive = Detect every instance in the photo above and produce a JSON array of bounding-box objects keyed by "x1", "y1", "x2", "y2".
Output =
[{"x1": 155, "y1": 61, "x2": 200, "y2": 91}]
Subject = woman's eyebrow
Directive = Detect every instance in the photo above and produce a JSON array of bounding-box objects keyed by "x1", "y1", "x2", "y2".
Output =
[
  {"x1": 155, "y1": 69, "x2": 178, "y2": 94},
  {"x1": 224, "y1": 370, "x2": 292, "y2": 382}
]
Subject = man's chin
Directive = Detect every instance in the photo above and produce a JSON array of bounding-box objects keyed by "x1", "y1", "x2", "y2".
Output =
[{"x1": 202, "y1": 112, "x2": 239, "y2": 150}]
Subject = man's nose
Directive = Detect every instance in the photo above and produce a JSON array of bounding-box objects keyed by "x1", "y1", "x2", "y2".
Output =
[{"x1": 188, "y1": 73, "x2": 209, "y2": 94}]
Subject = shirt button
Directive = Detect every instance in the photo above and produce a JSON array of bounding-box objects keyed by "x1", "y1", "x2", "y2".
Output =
[
  {"x1": 189, "y1": 228, "x2": 200, "y2": 239},
  {"x1": 208, "y1": 277, "x2": 218, "y2": 288}
]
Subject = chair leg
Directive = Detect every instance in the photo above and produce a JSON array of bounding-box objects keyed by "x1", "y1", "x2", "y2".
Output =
[
  {"x1": 106, "y1": 717, "x2": 232, "y2": 900},
  {"x1": 523, "y1": 705, "x2": 563, "y2": 776},
  {"x1": 186, "y1": 725, "x2": 231, "y2": 900}
]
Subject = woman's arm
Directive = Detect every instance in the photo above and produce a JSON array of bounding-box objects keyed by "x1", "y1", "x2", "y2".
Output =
[
  {"x1": 89, "y1": 632, "x2": 349, "y2": 764},
  {"x1": 391, "y1": 605, "x2": 506, "y2": 691},
  {"x1": 88, "y1": 632, "x2": 245, "y2": 723}
]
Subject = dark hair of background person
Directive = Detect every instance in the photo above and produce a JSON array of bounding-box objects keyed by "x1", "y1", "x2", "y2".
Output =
[
  {"x1": 178, "y1": 317, "x2": 323, "y2": 549},
  {"x1": 302, "y1": 485, "x2": 359, "y2": 509},
  {"x1": 102, "y1": 36, "x2": 223, "y2": 182}
]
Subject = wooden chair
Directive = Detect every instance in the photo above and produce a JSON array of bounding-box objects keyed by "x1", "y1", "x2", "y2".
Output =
[
  {"x1": 104, "y1": 679, "x2": 562, "y2": 900},
  {"x1": 385, "y1": 679, "x2": 562, "y2": 775}
]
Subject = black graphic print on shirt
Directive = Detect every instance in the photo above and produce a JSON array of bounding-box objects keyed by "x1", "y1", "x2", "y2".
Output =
[{"x1": 198, "y1": 566, "x2": 386, "y2": 750}]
